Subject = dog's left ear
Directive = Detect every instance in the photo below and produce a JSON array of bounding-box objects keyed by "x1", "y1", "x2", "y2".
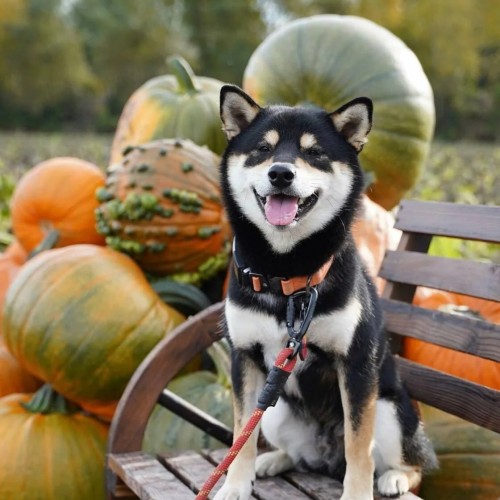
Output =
[
  {"x1": 220, "y1": 85, "x2": 261, "y2": 140},
  {"x1": 330, "y1": 97, "x2": 373, "y2": 152}
]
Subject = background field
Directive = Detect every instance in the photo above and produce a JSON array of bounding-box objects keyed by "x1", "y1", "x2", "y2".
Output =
[{"x1": 1, "y1": 132, "x2": 499, "y2": 262}]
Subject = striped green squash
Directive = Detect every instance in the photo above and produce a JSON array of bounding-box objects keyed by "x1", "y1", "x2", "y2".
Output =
[{"x1": 243, "y1": 15, "x2": 435, "y2": 210}]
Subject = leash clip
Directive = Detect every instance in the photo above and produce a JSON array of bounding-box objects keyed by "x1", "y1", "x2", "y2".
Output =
[{"x1": 286, "y1": 286, "x2": 318, "y2": 359}]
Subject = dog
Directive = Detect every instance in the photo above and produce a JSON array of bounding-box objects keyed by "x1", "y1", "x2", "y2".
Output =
[{"x1": 216, "y1": 85, "x2": 437, "y2": 500}]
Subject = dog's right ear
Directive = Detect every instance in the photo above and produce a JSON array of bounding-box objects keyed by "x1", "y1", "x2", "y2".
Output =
[{"x1": 220, "y1": 85, "x2": 261, "y2": 140}]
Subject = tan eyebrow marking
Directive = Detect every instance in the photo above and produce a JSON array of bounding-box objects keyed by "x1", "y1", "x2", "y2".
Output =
[
  {"x1": 263, "y1": 130, "x2": 280, "y2": 147},
  {"x1": 300, "y1": 133, "x2": 317, "y2": 149}
]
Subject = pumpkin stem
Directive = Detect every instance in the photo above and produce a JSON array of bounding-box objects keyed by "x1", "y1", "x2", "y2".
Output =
[
  {"x1": 207, "y1": 340, "x2": 232, "y2": 387},
  {"x1": 28, "y1": 229, "x2": 59, "y2": 260},
  {"x1": 21, "y1": 383, "x2": 80, "y2": 415},
  {"x1": 168, "y1": 56, "x2": 199, "y2": 94}
]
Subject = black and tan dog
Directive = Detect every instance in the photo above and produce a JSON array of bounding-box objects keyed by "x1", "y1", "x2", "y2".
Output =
[{"x1": 216, "y1": 85, "x2": 437, "y2": 500}]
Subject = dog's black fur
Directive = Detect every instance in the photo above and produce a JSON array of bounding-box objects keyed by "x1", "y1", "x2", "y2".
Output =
[{"x1": 218, "y1": 85, "x2": 437, "y2": 499}]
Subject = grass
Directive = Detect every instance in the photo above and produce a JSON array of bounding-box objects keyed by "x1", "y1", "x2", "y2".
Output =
[{"x1": 0, "y1": 132, "x2": 499, "y2": 261}]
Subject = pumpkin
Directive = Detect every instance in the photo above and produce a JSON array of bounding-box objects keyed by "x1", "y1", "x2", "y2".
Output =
[
  {"x1": 0, "y1": 246, "x2": 24, "y2": 330},
  {"x1": 143, "y1": 341, "x2": 233, "y2": 453},
  {"x1": 403, "y1": 288, "x2": 500, "y2": 390},
  {"x1": 352, "y1": 195, "x2": 401, "y2": 294},
  {"x1": 243, "y1": 15, "x2": 435, "y2": 210},
  {"x1": 4, "y1": 239, "x2": 28, "y2": 265},
  {"x1": 0, "y1": 386, "x2": 108, "y2": 500},
  {"x1": 0, "y1": 338, "x2": 41, "y2": 398},
  {"x1": 2, "y1": 244, "x2": 185, "y2": 421},
  {"x1": 97, "y1": 139, "x2": 231, "y2": 283},
  {"x1": 110, "y1": 56, "x2": 226, "y2": 164},
  {"x1": 419, "y1": 404, "x2": 500, "y2": 500},
  {"x1": 11, "y1": 157, "x2": 106, "y2": 252}
]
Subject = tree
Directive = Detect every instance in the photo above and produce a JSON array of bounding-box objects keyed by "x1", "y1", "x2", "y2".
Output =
[
  {"x1": 182, "y1": 0, "x2": 266, "y2": 85},
  {"x1": 72, "y1": 0, "x2": 197, "y2": 109},
  {"x1": 0, "y1": 0, "x2": 97, "y2": 119}
]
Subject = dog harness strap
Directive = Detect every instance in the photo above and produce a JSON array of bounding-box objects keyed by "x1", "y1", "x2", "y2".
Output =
[
  {"x1": 194, "y1": 347, "x2": 298, "y2": 500},
  {"x1": 232, "y1": 238, "x2": 334, "y2": 295}
]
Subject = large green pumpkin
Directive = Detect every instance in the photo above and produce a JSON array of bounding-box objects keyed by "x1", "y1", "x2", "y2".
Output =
[
  {"x1": 110, "y1": 57, "x2": 226, "y2": 163},
  {"x1": 419, "y1": 405, "x2": 500, "y2": 500},
  {"x1": 243, "y1": 15, "x2": 435, "y2": 210},
  {"x1": 2, "y1": 244, "x2": 185, "y2": 421}
]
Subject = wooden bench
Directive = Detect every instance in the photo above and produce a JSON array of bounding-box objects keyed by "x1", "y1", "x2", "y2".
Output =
[{"x1": 106, "y1": 200, "x2": 500, "y2": 500}]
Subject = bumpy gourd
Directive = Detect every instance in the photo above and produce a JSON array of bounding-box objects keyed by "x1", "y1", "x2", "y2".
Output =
[{"x1": 97, "y1": 139, "x2": 231, "y2": 283}]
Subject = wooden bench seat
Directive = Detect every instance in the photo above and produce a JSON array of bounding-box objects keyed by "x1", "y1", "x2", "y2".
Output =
[
  {"x1": 106, "y1": 200, "x2": 500, "y2": 500},
  {"x1": 108, "y1": 450, "x2": 421, "y2": 500}
]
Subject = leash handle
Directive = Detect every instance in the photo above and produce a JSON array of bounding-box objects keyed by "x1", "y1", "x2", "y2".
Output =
[{"x1": 194, "y1": 348, "x2": 297, "y2": 500}]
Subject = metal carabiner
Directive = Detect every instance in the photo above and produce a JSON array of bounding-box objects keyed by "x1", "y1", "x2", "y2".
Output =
[{"x1": 286, "y1": 286, "x2": 318, "y2": 342}]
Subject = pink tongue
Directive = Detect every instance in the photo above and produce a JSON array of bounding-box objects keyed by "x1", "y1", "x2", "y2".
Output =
[{"x1": 265, "y1": 195, "x2": 299, "y2": 226}]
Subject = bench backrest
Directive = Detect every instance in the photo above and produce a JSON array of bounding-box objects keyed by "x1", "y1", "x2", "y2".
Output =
[{"x1": 379, "y1": 199, "x2": 500, "y2": 433}]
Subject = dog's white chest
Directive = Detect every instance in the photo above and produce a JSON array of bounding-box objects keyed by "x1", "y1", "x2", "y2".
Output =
[{"x1": 225, "y1": 296, "x2": 362, "y2": 359}]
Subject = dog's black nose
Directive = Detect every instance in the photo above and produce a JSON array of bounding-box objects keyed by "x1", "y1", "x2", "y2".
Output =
[{"x1": 268, "y1": 163, "x2": 295, "y2": 189}]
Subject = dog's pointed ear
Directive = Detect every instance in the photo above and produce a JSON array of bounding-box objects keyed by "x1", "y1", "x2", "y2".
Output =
[
  {"x1": 220, "y1": 85, "x2": 261, "y2": 140},
  {"x1": 330, "y1": 97, "x2": 373, "y2": 152}
]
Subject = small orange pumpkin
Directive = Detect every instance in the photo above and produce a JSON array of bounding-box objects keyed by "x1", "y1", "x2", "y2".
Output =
[
  {"x1": 11, "y1": 157, "x2": 106, "y2": 252},
  {"x1": 403, "y1": 288, "x2": 500, "y2": 390},
  {"x1": 0, "y1": 338, "x2": 41, "y2": 398},
  {"x1": 3, "y1": 240, "x2": 27, "y2": 266},
  {"x1": 0, "y1": 247, "x2": 24, "y2": 329}
]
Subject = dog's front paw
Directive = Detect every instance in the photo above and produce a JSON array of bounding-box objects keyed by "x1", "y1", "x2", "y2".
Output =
[
  {"x1": 256, "y1": 450, "x2": 294, "y2": 478},
  {"x1": 213, "y1": 481, "x2": 253, "y2": 500},
  {"x1": 377, "y1": 470, "x2": 410, "y2": 498}
]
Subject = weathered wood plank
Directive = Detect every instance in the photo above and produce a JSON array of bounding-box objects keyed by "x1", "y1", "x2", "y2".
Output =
[
  {"x1": 160, "y1": 451, "x2": 236, "y2": 500},
  {"x1": 381, "y1": 232, "x2": 433, "y2": 354},
  {"x1": 382, "y1": 299, "x2": 500, "y2": 363},
  {"x1": 205, "y1": 449, "x2": 313, "y2": 500},
  {"x1": 108, "y1": 452, "x2": 194, "y2": 500},
  {"x1": 158, "y1": 390, "x2": 233, "y2": 446},
  {"x1": 395, "y1": 200, "x2": 500, "y2": 244},
  {"x1": 380, "y1": 251, "x2": 500, "y2": 302},
  {"x1": 397, "y1": 357, "x2": 500, "y2": 433}
]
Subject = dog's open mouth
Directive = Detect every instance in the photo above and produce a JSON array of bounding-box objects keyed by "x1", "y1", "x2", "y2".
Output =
[{"x1": 254, "y1": 190, "x2": 319, "y2": 226}]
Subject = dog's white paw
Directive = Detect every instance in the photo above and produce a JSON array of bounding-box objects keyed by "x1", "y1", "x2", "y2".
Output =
[
  {"x1": 377, "y1": 470, "x2": 410, "y2": 498},
  {"x1": 256, "y1": 450, "x2": 294, "y2": 478},
  {"x1": 339, "y1": 495, "x2": 373, "y2": 500},
  {"x1": 213, "y1": 481, "x2": 253, "y2": 500}
]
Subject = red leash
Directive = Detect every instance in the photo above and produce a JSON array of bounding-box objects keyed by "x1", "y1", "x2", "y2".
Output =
[{"x1": 194, "y1": 344, "x2": 306, "y2": 500}]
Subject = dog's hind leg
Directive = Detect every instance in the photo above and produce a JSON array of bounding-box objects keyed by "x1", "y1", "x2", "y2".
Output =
[
  {"x1": 256, "y1": 450, "x2": 294, "y2": 478},
  {"x1": 214, "y1": 350, "x2": 266, "y2": 500}
]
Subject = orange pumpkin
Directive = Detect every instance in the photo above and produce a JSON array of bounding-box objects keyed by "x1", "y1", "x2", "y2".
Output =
[
  {"x1": 3, "y1": 240, "x2": 27, "y2": 265},
  {"x1": 0, "y1": 338, "x2": 41, "y2": 398},
  {"x1": 403, "y1": 288, "x2": 500, "y2": 390},
  {"x1": 352, "y1": 195, "x2": 402, "y2": 294},
  {"x1": 11, "y1": 157, "x2": 106, "y2": 252},
  {"x1": 97, "y1": 139, "x2": 231, "y2": 282},
  {"x1": 0, "y1": 247, "x2": 24, "y2": 329}
]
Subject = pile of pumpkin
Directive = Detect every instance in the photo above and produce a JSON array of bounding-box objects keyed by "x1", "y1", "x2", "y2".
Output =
[{"x1": 0, "y1": 14, "x2": 498, "y2": 500}]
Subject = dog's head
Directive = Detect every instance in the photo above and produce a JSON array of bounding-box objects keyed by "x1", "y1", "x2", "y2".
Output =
[{"x1": 220, "y1": 85, "x2": 372, "y2": 254}]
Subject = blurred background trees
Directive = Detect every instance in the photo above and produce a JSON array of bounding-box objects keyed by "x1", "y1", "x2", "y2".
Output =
[{"x1": 0, "y1": 0, "x2": 499, "y2": 140}]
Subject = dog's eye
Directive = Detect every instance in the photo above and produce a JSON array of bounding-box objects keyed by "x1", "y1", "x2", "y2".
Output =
[
  {"x1": 307, "y1": 148, "x2": 322, "y2": 157},
  {"x1": 259, "y1": 144, "x2": 271, "y2": 153}
]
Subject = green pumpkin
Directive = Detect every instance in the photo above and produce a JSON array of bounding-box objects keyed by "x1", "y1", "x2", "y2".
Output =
[
  {"x1": 143, "y1": 341, "x2": 233, "y2": 453},
  {"x1": 111, "y1": 57, "x2": 226, "y2": 163},
  {"x1": 419, "y1": 405, "x2": 500, "y2": 500},
  {"x1": 243, "y1": 15, "x2": 435, "y2": 210}
]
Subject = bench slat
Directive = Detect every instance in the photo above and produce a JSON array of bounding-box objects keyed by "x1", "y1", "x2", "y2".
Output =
[
  {"x1": 395, "y1": 200, "x2": 500, "y2": 243},
  {"x1": 397, "y1": 358, "x2": 500, "y2": 433},
  {"x1": 380, "y1": 251, "x2": 500, "y2": 301},
  {"x1": 160, "y1": 451, "x2": 244, "y2": 500},
  {"x1": 158, "y1": 390, "x2": 233, "y2": 446},
  {"x1": 205, "y1": 449, "x2": 315, "y2": 500},
  {"x1": 108, "y1": 452, "x2": 194, "y2": 500},
  {"x1": 382, "y1": 299, "x2": 500, "y2": 362}
]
